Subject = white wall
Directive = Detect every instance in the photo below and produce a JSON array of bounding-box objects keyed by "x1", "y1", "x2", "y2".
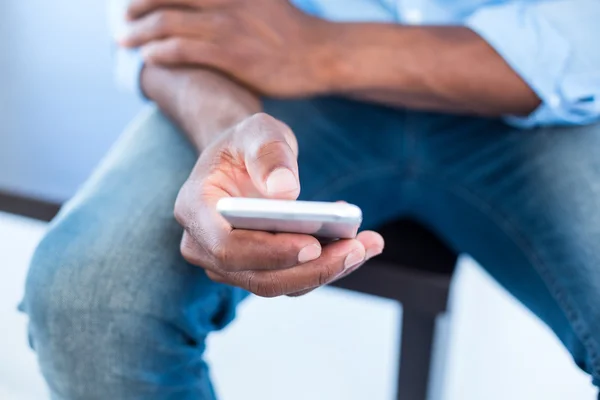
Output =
[{"x1": 0, "y1": 0, "x2": 142, "y2": 202}]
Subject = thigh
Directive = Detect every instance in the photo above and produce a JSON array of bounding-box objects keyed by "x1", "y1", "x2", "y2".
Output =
[
  {"x1": 265, "y1": 97, "x2": 413, "y2": 229},
  {"x1": 411, "y1": 113, "x2": 600, "y2": 384}
]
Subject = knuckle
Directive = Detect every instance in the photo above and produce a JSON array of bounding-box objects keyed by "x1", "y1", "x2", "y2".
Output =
[
  {"x1": 255, "y1": 139, "x2": 288, "y2": 160},
  {"x1": 152, "y1": 11, "x2": 172, "y2": 33},
  {"x1": 274, "y1": 119, "x2": 292, "y2": 133},
  {"x1": 276, "y1": 121, "x2": 298, "y2": 151},
  {"x1": 173, "y1": 207, "x2": 186, "y2": 228},
  {"x1": 210, "y1": 242, "x2": 230, "y2": 268},
  {"x1": 252, "y1": 114, "x2": 295, "y2": 150},
  {"x1": 246, "y1": 273, "x2": 281, "y2": 298},
  {"x1": 170, "y1": 38, "x2": 189, "y2": 61},
  {"x1": 255, "y1": 284, "x2": 278, "y2": 298},
  {"x1": 173, "y1": 199, "x2": 187, "y2": 227},
  {"x1": 268, "y1": 272, "x2": 287, "y2": 297},
  {"x1": 238, "y1": 113, "x2": 280, "y2": 141},
  {"x1": 249, "y1": 112, "x2": 276, "y2": 126},
  {"x1": 173, "y1": 188, "x2": 192, "y2": 228},
  {"x1": 245, "y1": 272, "x2": 262, "y2": 295},
  {"x1": 317, "y1": 264, "x2": 336, "y2": 287},
  {"x1": 180, "y1": 235, "x2": 200, "y2": 265}
]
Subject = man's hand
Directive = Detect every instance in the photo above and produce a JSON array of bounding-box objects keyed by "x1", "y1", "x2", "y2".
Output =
[
  {"x1": 174, "y1": 112, "x2": 384, "y2": 297},
  {"x1": 121, "y1": 0, "x2": 335, "y2": 97}
]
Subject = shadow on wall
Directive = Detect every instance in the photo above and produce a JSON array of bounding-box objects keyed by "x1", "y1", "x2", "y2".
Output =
[{"x1": 0, "y1": 0, "x2": 142, "y2": 202}]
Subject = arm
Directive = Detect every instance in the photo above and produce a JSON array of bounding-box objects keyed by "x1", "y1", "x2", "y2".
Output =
[
  {"x1": 122, "y1": 0, "x2": 600, "y2": 127},
  {"x1": 142, "y1": 25, "x2": 536, "y2": 121},
  {"x1": 109, "y1": 0, "x2": 259, "y2": 152},
  {"x1": 140, "y1": 66, "x2": 260, "y2": 152},
  {"x1": 322, "y1": 25, "x2": 540, "y2": 117}
]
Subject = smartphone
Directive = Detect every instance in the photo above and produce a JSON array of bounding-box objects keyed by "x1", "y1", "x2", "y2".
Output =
[{"x1": 217, "y1": 198, "x2": 363, "y2": 239}]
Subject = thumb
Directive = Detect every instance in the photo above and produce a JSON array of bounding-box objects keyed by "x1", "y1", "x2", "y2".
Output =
[{"x1": 238, "y1": 113, "x2": 300, "y2": 200}]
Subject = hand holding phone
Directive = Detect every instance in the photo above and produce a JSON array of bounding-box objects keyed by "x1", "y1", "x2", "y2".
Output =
[{"x1": 174, "y1": 113, "x2": 384, "y2": 297}]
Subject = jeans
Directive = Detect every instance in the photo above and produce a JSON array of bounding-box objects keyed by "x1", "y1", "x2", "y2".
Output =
[{"x1": 21, "y1": 97, "x2": 600, "y2": 399}]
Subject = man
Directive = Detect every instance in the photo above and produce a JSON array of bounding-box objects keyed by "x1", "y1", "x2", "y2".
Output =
[{"x1": 21, "y1": 0, "x2": 600, "y2": 398}]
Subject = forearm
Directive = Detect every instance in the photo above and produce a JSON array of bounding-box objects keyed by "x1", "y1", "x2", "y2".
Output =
[
  {"x1": 141, "y1": 66, "x2": 261, "y2": 152},
  {"x1": 324, "y1": 24, "x2": 540, "y2": 116}
]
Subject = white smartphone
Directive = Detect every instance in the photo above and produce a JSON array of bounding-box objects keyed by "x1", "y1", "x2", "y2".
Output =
[{"x1": 217, "y1": 198, "x2": 363, "y2": 239}]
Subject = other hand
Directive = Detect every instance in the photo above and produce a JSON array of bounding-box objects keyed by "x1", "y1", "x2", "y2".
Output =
[{"x1": 120, "y1": 0, "x2": 338, "y2": 97}]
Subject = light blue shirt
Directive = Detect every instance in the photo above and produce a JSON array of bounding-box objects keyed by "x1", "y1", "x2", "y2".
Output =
[{"x1": 108, "y1": 0, "x2": 600, "y2": 128}]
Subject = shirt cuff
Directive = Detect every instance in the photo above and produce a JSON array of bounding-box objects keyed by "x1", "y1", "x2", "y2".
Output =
[
  {"x1": 465, "y1": 3, "x2": 571, "y2": 128},
  {"x1": 114, "y1": 47, "x2": 147, "y2": 100}
]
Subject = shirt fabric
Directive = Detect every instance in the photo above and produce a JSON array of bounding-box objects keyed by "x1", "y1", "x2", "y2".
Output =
[{"x1": 108, "y1": 0, "x2": 600, "y2": 128}]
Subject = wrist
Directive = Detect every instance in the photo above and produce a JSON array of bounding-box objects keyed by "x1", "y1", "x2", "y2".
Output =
[
  {"x1": 178, "y1": 73, "x2": 260, "y2": 150},
  {"x1": 301, "y1": 19, "x2": 356, "y2": 95},
  {"x1": 314, "y1": 23, "x2": 415, "y2": 94},
  {"x1": 143, "y1": 65, "x2": 261, "y2": 152},
  {"x1": 306, "y1": 21, "x2": 344, "y2": 94}
]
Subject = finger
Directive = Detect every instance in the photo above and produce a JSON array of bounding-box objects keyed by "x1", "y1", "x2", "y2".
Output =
[
  {"x1": 180, "y1": 229, "x2": 323, "y2": 272},
  {"x1": 356, "y1": 230, "x2": 385, "y2": 260},
  {"x1": 286, "y1": 230, "x2": 383, "y2": 296},
  {"x1": 330, "y1": 230, "x2": 384, "y2": 282},
  {"x1": 176, "y1": 182, "x2": 322, "y2": 272},
  {"x1": 140, "y1": 37, "x2": 231, "y2": 68},
  {"x1": 119, "y1": 10, "x2": 222, "y2": 48},
  {"x1": 127, "y1": 0, "x2": 232, "y2": 20},
  {"x1": 235, "y1": 113, "x2": 300, "y2": 200},
  {"x1": 224, "y1": 238, "x2": 367, "y2": 297}
]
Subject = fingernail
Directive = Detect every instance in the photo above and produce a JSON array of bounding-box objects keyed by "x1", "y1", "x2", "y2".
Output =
[
  {"x1": 266, "y1": 168, "x2": 298, "y2": 195},
  {"x1": 344, "y1": 250, "x2": 365, "y2": 272},
  {"x1": 366, "y1": 247, "x2": 383, "y2": 261},
  {"x1": 298, "y1": 244, "x2": 321, "y2": 264}
]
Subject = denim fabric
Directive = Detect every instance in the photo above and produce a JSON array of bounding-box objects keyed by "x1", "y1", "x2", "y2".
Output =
[{"x1": 22, "y1": 98, "x2": 600, "y2": 398}]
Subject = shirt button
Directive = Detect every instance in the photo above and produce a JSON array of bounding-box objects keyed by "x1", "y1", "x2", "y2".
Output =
[
  {"x1": 548, "y1": 94, "x2": 561, "y2": 108},
  {"x1": 404, "y1": 8, "x2": 423, "y2": 24}
]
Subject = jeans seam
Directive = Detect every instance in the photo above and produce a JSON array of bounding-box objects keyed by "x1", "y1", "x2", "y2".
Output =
[
  {"x1": 417, "y1": 171, "x2": 600, "y2": 376},
  {"x1": 405, "y1": 111, "x2": 420, "y2": 179}
]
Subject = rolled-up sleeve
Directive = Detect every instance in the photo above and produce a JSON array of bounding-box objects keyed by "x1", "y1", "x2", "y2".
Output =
[
  {"x1": 465, "y1": 0, "x2": 600, "y2": 128},
  {"x1": 108, "y1": 0, "x2": 145, "y2": 98}
]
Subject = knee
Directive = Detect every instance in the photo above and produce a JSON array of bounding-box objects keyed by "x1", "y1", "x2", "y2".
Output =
[
  {"x1": 21, "y1": 210, "x2": 210, "y2": 397},
  {"x1": 23, "y1": 194, "x2": 179, "y2": 321},
  {"x1": 22, "y1": 196, "x2": 232, "y2": 343},
  {"x1": 23, "y1": 209, "x2": 118, "y2": 340},
  {"x1": 24, "y1": 253, "x2": 211, "y2": 399}
]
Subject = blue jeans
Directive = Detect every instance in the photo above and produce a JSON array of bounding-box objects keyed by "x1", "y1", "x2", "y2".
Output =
[{"x1": 22, "y1": 97, "x2": 600, "y2": 398}]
